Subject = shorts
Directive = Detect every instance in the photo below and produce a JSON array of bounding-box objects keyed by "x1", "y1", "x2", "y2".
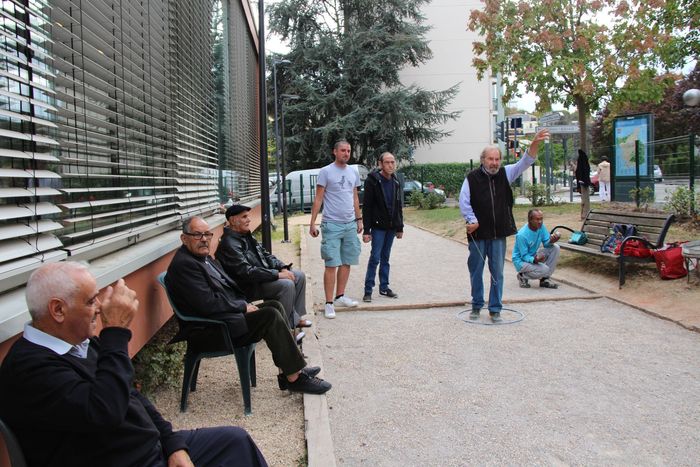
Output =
[{"x1": 320, "y1": 221, "x2": 361, "y2": 267}]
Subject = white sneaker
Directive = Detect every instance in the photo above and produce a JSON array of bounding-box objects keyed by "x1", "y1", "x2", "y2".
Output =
[
  {"x1": 333, "y1": 295, "x2": 359, "y2": 308},
  {"x1": 324, "y1": 303, "x2": 336, "y2": 319}
]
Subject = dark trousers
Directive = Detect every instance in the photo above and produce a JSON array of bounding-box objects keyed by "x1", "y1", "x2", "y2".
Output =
[
  {"x1": 231, "y1": 300, "x2": 306, "y2": 376},
  {"x1": 153, "y1": 426, "x2": 268, "y2": 467}
]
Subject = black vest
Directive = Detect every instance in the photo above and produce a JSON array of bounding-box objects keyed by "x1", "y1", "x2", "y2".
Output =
[{"x1": 466, "y1": 166, "x2": 516, "y2": 240}]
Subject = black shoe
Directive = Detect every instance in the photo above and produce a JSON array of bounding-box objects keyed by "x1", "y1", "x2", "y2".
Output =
[
  {"x1": 539, "y1": 278, "x2": 559, "y2": 289},
  {"x1": 363, "y1": 293, "x2": 372, "y2": 302},
  {"x1": 379, "y1": 288, "x2": 398, "y2": 298},
  {"x1": 517, "y1": 273, "x2": 530, "y2": 288},
  {"x1": 295, "y1": 331, "x2": 305, "y2": 344},
  {"x1": 286, "y1": 372, "x2": 332, "y2": 394},
  {"x1": 277, "y1": 366, "x2": 321, "y2": 390},
  {"x1": 489, "y1": 312, "x2": 502, "y2": 323},
  {"x1": 469, "y1": 309, "x2": 481, "y2": 320}
]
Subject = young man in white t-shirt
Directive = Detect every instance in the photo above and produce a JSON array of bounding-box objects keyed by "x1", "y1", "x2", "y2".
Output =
[{"x1": 309, "y1": 140, "x2": 363, "y2": 318}]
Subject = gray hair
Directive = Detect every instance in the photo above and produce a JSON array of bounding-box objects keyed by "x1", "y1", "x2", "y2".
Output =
[
  {"x1": 182, "y1": 216, "x2": 201, "y2": 233},
  {"x1": 26, "y1": 262, "x2": 90, "y2": 320},
  {"x1": 479, "y1": 145, "x2": 502, "y2": 163},
  {"x1": 378, "y1": 152, "x2": 394, "y2": 164}
]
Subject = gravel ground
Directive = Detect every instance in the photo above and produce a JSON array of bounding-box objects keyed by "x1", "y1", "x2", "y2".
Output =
[{"x1": 318, "y1": 302, "x2": 700, "y2": 466}]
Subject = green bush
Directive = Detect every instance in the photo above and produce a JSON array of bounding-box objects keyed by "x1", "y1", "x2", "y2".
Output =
[
  {"x1": 408, "y1": 190, "x2": 424, "y2": 207},
  {"x1": 132, "y1": 317, "x2": 185, "y2": 397},
  {"x1": 664, "y1": 186, "x2": 698, "y2": 219},
  {"x1": 629, "y1": 186, "x2": 654, "y2": 211},
  {"x1": 409, "y1": 190, "x2": 446, "y2": 209},
  {"x1": 523, "y1": 182, "x2": 553, "y2": 206},
  {"x1": 399, "y1": 163, "x2": 470, "y2": 197}
]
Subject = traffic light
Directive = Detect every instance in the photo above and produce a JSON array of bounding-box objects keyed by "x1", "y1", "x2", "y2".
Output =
[
  {"x1": 508, "y1": 140, "x2": 519, "y2": 149},
  {"x1": 496, "y1": 121, "x2": 505, "y2": 141}
]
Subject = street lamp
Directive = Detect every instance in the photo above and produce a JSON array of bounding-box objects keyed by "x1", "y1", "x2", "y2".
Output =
[
  {"x1": 272, "y1": 59, "x2": 292, "y2": 214},
  {"x1": 682, "y1": 88, "x2": 699, "y2": 213},
  {"x1": 280, "y1": 93, "x2": 300, "y2": 243}
]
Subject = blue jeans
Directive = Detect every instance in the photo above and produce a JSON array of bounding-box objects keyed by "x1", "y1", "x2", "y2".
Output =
[
  {"x1": 364, "y1": 228, "x2": 396, "y2": 294},
  {"x1": 467, "y1": 237, "x2": 506, "y2": 313}
]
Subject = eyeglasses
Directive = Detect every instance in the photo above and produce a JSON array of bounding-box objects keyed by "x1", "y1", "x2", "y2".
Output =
[{"x1": 184, "y1": 231, "x2": 214, "y2": 240}]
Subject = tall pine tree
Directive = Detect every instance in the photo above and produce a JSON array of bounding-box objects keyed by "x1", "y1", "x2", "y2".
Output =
[{"x1": 268, "y1": 0, "x2": 460, "y2": 169}]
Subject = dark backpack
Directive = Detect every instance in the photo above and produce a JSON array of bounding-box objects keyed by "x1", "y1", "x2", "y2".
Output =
[{"x1": 600, "y1": 223, "x2": 637, "y2": 254}]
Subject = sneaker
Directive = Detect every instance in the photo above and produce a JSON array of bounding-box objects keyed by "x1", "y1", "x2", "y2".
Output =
[
  {"x1": 333, "y1": 295, "x2": 358, "y2": 308},
  {"x1": 518, "y1": 273, "x2": 530, "y2": 288},
  {"x1": 539, "y1": 278, "x2": 559, "y2": 289},
  {"x1": 489, "y1": 312, "x2": 502, "y2": 323},
  {"x1": 324, "y1": 303, "x2": 336, "y2": 319},
  {"x1": 286, "y1": 372, "x2": 332, "y2": 394},
  {"x1": 469, "y1": 309, "x2": 481, "y2": 320},
  {"x1": 363, "y1": 293, "x2": 372, "y2": 302},
  {"x1": 277, "y1": 366, "x2": 321, "y2": 390},
  {"x1": 379, "y1": 288, "x2": 398, "y2": 298}
]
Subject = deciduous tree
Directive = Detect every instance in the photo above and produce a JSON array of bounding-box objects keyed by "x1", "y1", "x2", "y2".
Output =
[{"x1": 468, "y1": 0, "x2": 697, "y2": 152}]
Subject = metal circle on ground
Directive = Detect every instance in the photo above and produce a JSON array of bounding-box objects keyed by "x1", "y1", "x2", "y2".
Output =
[{"x1": 457, "y1": 308, "x2": 525, "y2": 326}]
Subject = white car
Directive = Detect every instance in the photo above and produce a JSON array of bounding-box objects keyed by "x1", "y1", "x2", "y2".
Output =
[{"x1": 654, "y1": 165, "x2": 663, "y2": 182}]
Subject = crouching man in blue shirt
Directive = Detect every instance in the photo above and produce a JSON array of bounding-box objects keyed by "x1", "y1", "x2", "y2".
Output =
[{"x1": 512, "y1": 209, "x2": 561, "y2": 289}]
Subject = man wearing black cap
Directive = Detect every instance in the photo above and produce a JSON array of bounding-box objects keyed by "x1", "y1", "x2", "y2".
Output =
[
  {"x1": 217, "y1": 204, "x2": 311, "y2": 331},
  {"x1": 166, "y1": 216, "x2": 331, "y2": 394}
]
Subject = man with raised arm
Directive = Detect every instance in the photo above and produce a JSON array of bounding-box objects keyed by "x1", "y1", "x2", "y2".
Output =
[{"x1": 459, "y1": 129, "x2": 550, "y2": 322}]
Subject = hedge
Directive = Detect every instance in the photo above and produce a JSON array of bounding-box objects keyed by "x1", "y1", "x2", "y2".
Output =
[{"x1": 399, "y1": 162, "x2": 475, "y2": 197}]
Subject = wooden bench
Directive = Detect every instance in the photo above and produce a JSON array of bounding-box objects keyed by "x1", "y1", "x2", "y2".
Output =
[{"x1": 550, "y1": 210, "x2": 675, "y2": 288}]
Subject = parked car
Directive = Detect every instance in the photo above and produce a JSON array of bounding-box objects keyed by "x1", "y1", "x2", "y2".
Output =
[
  {"x1": 654, "y1": 164, "x2": 663, "y2": 182},
  {"x1": 403, "y1": 180, "x2": 445, "y2": 202}
]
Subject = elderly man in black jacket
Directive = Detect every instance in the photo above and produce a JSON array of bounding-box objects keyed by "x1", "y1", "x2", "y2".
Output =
[
  {"x1": 361, "y1": 152, "x2": 404, "y2": 302},
  {"x1": 0, "y1": 261, "x2": 268, "y2": 467},
  {"x1": 216, "y1": 204, "x2": 310, "y2": 330},
  {"x1": 165, "y1": 216, "x2": 331, "y2": 394}
]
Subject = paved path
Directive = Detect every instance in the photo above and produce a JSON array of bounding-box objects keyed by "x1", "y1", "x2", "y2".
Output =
[{"x1": 298, "y1": 222, "x2": 700, "y2": 466}]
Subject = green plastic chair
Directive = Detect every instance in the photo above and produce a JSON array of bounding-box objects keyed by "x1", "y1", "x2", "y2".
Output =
[{"x1": 157, "y1": 272, "x2": 256, "y2": 415}]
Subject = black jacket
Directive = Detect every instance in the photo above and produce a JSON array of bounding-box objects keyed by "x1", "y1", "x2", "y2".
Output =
[
  {"x1": 0, "y1": 328, "x2": 187, "y2": 467},
  {"x1": 466, "y1": 166, "x2": 516, "y2": 240},
  {"x1": 217, "y1": 227, "x2": 289, "y2": 298},
  {"x1": 361, "y1": 170, "x2": 404, "y2": 235},
  {"x1": 166, "y1": 245, "x2": 249, "y2": 338}
]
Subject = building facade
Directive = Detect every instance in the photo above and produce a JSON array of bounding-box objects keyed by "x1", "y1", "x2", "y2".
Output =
[
  {"x1": 0, "y1": 0, "x2": 261, "y2": 356},
  {"x1": 398, "y1": 0, "x2": 495, "y2": 164}
]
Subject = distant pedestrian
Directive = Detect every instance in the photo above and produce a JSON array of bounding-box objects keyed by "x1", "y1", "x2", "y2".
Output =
[
  {"x1": 309, "y1": 140, "x2": 363, "y2": 319},
  {"x1": 576, "y1": 149, "x2": 592, "y2": 219},
  {"x1": 513, "y1": 209, "x2": 561, "y2": 289},
  {"x1": 597, "y1": 156, "x2": 611, "y2": 202},
  {"x1": 459, "y1": 129, "x2": 550, "y2": 323},
  {"x1": 361, "y1": 152, "x2": 404, "y2": 302}
]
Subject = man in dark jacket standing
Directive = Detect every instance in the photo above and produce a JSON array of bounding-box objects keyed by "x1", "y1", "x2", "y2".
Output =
[
  {"x1": 217, "y1": 204, "x2": 311, "y2": 330},
  {"x1": 459, "y1": 129, "x2": 549, "y2": 322},
  {"x1": 361, "y1": 152, "x2": 404, "y2": 302}
]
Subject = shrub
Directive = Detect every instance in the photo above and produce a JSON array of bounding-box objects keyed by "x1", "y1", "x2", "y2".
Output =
[
  {"x1": 408, "y1": 190, "x2": 424, "y2": 207},
  {"x1": 523, "y1": 182, "x2": 553, "y2": 206},
  {"x1": 664, "y1": 186, "x2": 697, "y2": 219},
  {"x1": 133, "y1": 317, "x2": 185, "y2": 397},
  {"x1": 419, "y1": 191, "x2": 446, "y2": 209},
  {"x1": 629, "y1": 186, "x2": 654, "y2": 211}
]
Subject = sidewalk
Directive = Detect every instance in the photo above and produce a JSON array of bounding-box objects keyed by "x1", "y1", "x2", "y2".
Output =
[{"x1": 294, "y1": 216, "x2": 700, "y2": 466}]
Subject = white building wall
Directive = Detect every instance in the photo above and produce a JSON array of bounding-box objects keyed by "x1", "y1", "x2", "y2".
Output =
[{"x1": 399, "y1": 0, "x2": 493, "y2": 164}]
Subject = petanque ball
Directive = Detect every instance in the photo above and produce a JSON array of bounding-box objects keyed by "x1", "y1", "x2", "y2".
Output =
[{"x1": 683, "y1": 89, "x2": 700, "y2": 107}]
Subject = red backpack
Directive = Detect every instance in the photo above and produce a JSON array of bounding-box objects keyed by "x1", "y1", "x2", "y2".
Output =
[{"x1": 653, "y1": 242, "x2": 688, "y2": 280}]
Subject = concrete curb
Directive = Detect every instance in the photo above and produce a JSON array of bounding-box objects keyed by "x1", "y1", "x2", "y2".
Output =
[{"x1": 298, "y1": 224, "x2": 337, "y2": 467}]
